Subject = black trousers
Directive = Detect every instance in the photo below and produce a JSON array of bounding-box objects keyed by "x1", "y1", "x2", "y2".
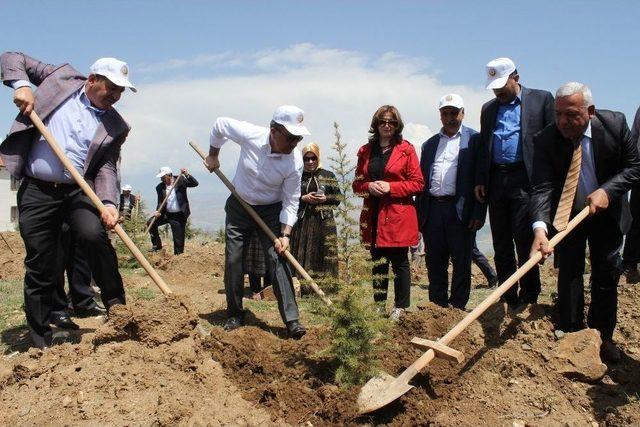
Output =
[
  {"x1": 555, "y1": 211, "x2": 622, "y2": 341},
  {"x1": 424, "y1": 199, "x2": 473, "y2": 309},
  {"x1": 224, "y1": 196, "x2": 299, "y2": 323},
  {"x1": 18, "y1": 178, "x2": 125, "y2": 340},
  {"x1": 52, "y1": 222, "x2": 96, "y2": 314},
  {"x1": 472, "y1": 236, "x2": 497, "y2": 284},
  {"x1": 148, "y1": 211, "x2": 187, "y2": 254},
  {"x1": 371, "y1": 247, "x2": 411, "y2": 309},
  {"x1": 622, "y1": 188, "x2": 640, "y2": 269},
  {"x1": 488, "y1": 166, "x2": 540, "y2": 304}
]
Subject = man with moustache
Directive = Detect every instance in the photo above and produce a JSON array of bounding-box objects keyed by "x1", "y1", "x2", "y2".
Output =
[
  {"x1": 204, "y1": 106, "x2": 309, "y2": 339},
  {"x1": 0, "y1": 52, "x2": 136, "y2": 348},
  {"x1": 530, "y1": 82, "x2": 640, "y2": 362},
  {"x1": 475, "y1": 57, "x2": 554, "y2": 308},
  {"x1": 417, "y1": 94, "x2": 486, "y2": 309}
]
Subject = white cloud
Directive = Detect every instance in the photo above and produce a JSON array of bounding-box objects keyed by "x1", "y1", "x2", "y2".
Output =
[{"x1": 116, "y1": 44, "x2": 493, "y2": 230}]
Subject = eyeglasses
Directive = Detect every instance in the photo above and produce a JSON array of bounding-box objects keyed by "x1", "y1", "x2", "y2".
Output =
[
  {"x1": 378, "y1": 119, "x2": 398, "y2": 128},
  {"x1": 303, "y1": 156, "x2": 318, "y2": 162},
  {"x1": 277, "y1": 127, "x2": 304, "y2": 144}
]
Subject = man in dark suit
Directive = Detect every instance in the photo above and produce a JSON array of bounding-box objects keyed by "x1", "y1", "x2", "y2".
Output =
[
  {"x1": 1, "y1": 52, "x2": 135, "y2": 348},
  {"x1": 621, "y1": 106, "x2": 640, "y2": 283},
  {"x1": 474, "y1": 57, "x2": 554, "y2": 307},
  {"x1": 148, "y1": 167, "x2": 198, "y2": 255},
  {"x1": 119, "y1": 184, "x2": 137, "y2": 220},
  {"x1": 530, "y1": 82, "x2": 640, "y2": 362},
  {"x1": 417, "y1": 94, "x2": 487, "y2": 309}
]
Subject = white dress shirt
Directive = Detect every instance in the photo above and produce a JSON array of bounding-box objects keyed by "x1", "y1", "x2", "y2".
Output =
[
  {"x1": 210, "y1": 117, "x2": 303, "y2": 226},
  {"x1": 165, "y1": 182, "x2": 181, "y2": 213},
  {"x1": 533, "y1": 122, "x2": 597, "y2": 233},
  {"x1": 429, "y1": 130, "x2": 461, "y2": 197}
]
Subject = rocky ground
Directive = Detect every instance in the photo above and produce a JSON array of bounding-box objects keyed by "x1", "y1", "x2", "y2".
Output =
[{"x1": 1, "y1": 231, "x2": 639, "y2": 426}]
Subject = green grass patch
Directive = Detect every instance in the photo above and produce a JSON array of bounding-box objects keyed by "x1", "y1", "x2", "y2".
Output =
[{"x1": 131, "y1": 287, "x2": 157, "y2": 301}]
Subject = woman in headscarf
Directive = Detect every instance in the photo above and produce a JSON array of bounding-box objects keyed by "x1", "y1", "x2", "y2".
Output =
[
  {"x1": 290, "y1": 142, "x2": 342, "y2": 279},
  {"x1": 352, "y1": 105, "x2": 424, "y2": 321}
]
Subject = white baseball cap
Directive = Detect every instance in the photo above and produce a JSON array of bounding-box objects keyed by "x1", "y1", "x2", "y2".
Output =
[
  {"x1": 122, "y1": 184, "x2": 132, "y2": 192},
  {"x1": 272, "y1": 105, "x2": 311, "y2": 136},
  {"x1": 439, "y1": 93, "x2": 464, "y2": 110},
  {"x1": 156, "y1": 166, "x2": 173, "y2": 178},
  {"x1": 485, "y1": 57, "x2": 516, "y2": 90},
  {"x1": 89, "y1": 57, "x2": 137, "y2": 92}
]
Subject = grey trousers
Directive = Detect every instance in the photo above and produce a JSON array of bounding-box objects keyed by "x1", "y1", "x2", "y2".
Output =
[{"x1": 224, "y1": 196, "x2": 299, "y2": 323}]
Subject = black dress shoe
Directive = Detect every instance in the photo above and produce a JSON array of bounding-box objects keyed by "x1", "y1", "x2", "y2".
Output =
[
  {"x1": 223, "y1": 317, "x2": 244, "y2": 331},
  {"x1": 29, "y1": 329, "x2": 52, "y2": 349},
  {"x1": 50, "y1": 312, "x2": 80, "y2": 330},
  {"x1": 73, "y1": 305, "x2": 107, "y2": 318},
  {"x1": 286, "y1": 320, "x2": 306, "y2": 339}
]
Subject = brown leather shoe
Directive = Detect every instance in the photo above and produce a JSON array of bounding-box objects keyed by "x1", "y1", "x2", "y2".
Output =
[{"x1": 601, "y1": 340, "x2": 621, "y2": 363}]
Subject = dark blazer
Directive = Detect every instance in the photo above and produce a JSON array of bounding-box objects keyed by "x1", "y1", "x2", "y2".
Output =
[
  {"x1": 530, "y1": 110, "x2": 640, "y2": 234},
  {"x1": 156, "y1": 174, "x2": 198, "y2": 217},
  {"x1": 631, "y1": 106, "x2": 640, "y2": 149},
  {"x1": 119, "y1": 193, "x2": 137, "y2": 215},
  {"x1": 416, "y1": 125, "x2": 487, "y2": 230},
  {"x1": 0, "y1": 52, "x2": 130, "y2": 206},
  {"x1": 476, "y1": 86, "x2": 555, "y2": 189}
]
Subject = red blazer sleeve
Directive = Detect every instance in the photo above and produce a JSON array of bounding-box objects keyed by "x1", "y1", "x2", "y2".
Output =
[
  {"x1": 389, "y1": 143, "x2": 425, "y2": 197},
  {"x1": 352, "y1": 145, "x2": 370, "y2": 198}
]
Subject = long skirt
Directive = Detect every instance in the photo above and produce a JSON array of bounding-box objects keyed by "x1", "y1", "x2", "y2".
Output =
[{"x1": 290, "y1": 212, "x2": 338, "y2": 278}]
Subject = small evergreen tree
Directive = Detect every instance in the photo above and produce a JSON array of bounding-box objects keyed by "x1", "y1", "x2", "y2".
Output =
[{"x1": 325, "y1": 122, "x2": 387, "y2": 386}]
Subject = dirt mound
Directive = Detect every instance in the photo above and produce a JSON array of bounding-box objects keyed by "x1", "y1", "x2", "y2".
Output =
[
  {"x1": 0, "y1": 232, "x2": 25, "y2": 281},
  {"x1": 0, "y1": 296, "x2": 276, "y2": 426},
  {"x1": 93, "y1": 295, "x2": 199, "y2": 346}
]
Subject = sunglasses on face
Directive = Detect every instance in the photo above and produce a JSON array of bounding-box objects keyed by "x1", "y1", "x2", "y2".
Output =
[
  {"x1": 277, "y1": 127, "x2": 304, "y2": 143},
  {"x1": 378, "y1": 119, "x2": 398, "y2": 127},
  {"x1": 303, "y1": 156, "x2": 318, "y2": 162}
]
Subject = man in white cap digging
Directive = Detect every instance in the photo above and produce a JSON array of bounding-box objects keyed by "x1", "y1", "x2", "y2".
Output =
[
  {"x1": 148, "y1": 166, "x2": 198, "y2": 255},
  {"x1": 474, "y1": 57, "x2": 554, "y2": 309},
  {"x1": 205, "y1": 105, "x2": 309, "y2": 339},
  {"x1": 0, "y1": 51, "x2": 136, "y2": 348},
  {"x1": 119, "y1": 184, "x2": 137, "y2": 219}
]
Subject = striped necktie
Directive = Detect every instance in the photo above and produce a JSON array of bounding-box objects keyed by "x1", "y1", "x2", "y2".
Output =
[{"x1": 553, "y1": 140, "x2": 582, "y2": 231}]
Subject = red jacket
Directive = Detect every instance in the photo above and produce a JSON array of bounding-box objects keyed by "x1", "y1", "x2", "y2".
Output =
[{"x1": 352, "y1": 139, "x2": 424, "y2": 248}]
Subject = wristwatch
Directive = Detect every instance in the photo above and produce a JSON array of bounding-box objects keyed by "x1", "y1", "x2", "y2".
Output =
[{"x1": 280, "y1": 232, "x2": 291, "y2": 238}]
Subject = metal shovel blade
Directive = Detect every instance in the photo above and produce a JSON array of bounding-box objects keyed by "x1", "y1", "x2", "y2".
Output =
[{"x1": 357, "y1": 372, "x2": 413, "y2": 414}]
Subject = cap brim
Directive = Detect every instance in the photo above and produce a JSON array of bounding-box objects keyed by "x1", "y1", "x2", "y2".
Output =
[
  {"x1": 439, "y1": 103, "x2": 464, "y2": 110},
  {"x1": 282, "y1": 123, "x2": 310, "y2": 136},
  {"x1": 156, "y1": 172, "x2": 170, "y2": 178},
  {"x1": 103, "y1": 74, "x2": 137, "y2": 93},
  {"x1": 485, "y1": 75, "x2": 509, "y2": 90}
]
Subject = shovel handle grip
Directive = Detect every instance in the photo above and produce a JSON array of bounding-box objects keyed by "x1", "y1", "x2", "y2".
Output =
[
  {"x1": 399, "y1": 206, "x2": 590, "y2": 381},
  {"x1": 189, "y1": 141, "x2": 332, "y2": 306},
  {"x1": 29, "y1": 111, "x2": 173, "y2": 296}
]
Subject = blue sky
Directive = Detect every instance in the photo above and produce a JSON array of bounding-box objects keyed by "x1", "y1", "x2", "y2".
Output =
[{"x1": 1, "y1": 0, "x2": 639, "y2": 238}]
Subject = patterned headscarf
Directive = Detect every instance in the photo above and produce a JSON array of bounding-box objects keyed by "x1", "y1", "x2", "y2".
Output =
[{"x1": 301, "y1": 142, "x2": 322, "y2": 169}]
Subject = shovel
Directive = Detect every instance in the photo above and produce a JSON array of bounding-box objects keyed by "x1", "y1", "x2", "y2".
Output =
[
  {"x1": 144, "y1": 173, "x2": 184, "y2": 234},
  {"x1": 29, "y1": 111, "x2": 173, "y2": 296},
  {"x1": 357, "y1": 206, "x2": 590, "y2": 414},
  {"x1": 189, "y1": 141, "x2": 332, "y2": 306}
]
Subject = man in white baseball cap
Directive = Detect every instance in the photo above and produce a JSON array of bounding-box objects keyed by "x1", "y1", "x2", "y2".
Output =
[
  {"x1": 204, "y1": 106, "x2": 310, "y2": 338},
  {"x1": 0, "y1": 51, "x2": 136, "y2": 348},
  {"x1": 416, "y1": 94, "x2": 488, "y2": 310},
  {"x1": 474, "y1": 56, "x2": 554, "y2": 310}
]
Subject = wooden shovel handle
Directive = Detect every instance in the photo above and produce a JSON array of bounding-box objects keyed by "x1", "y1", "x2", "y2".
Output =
[
  {"x1": 189, "y1": 141, "x2": 332, "y2": 306},
  {"x1": 29, "y1": 111, "x2": 173, "y2": 295},
  {"x1": 399, "y1": 206, "x2": 590, "y2": 382},
  {"x1": 144, "y1": 173, "x2": 184, "y2": 234}
]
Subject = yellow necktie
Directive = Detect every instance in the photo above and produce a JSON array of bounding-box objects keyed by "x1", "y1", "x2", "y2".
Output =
[{"x1": 553, "y1": 141, "x2": 582, "y2": 231}]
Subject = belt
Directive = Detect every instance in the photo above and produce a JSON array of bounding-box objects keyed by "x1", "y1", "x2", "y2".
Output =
[
  {"x1": 431, "y1": 195, "x2": 455, "y2": 202},
  {"x1": 492, "y1": 161, "x2": 525, "y2": 172},
  {"x1": 26, "y1": 176, "x2": 79, "y2": 190}
]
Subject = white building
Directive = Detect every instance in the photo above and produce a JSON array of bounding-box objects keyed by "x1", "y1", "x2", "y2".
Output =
[{"x1": 0, "y1": 157, "x2": 19, "y2": 231}]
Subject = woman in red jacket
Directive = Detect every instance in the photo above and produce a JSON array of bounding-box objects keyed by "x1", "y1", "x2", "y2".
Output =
[{"x1": 353, "y1": 105, "x2": 424, "y2": 321}]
